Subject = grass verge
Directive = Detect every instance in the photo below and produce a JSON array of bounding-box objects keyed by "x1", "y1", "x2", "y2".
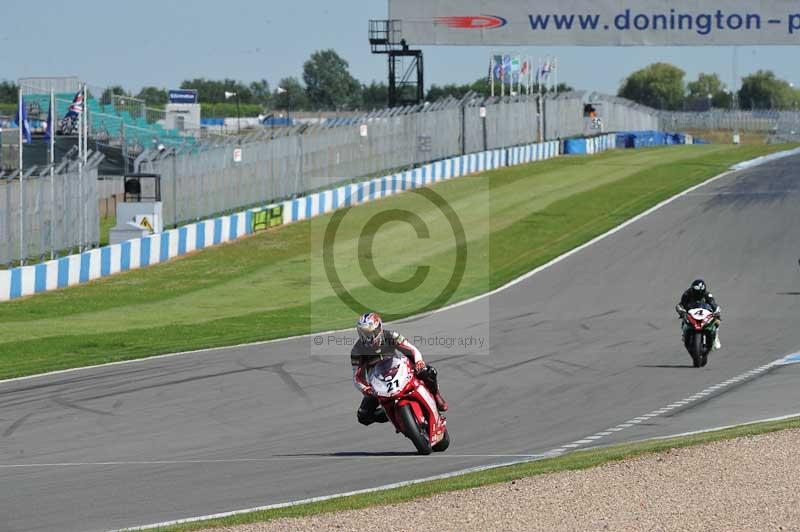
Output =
[
  {"x1": 0, "y1": 144, "x2": 793, "y2": 379},
  {"x1": 684, "y1": 129, "x2": 770, "y2": 145},
  {"x1": 100, "y1": 216, "x2": 116, "y2": 247},
  {"x1": 143, "y1": 415, "x2": 800, "y2": 531}
]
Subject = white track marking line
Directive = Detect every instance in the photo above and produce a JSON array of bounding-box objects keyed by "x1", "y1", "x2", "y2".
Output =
[
  {"x1": 0, "y1": 454, "x2": 548, "y2": 469},
  {"x1": 4, "y1": 150, "x2": 797, "y2": 388},
  {"x1": 117, "y1": 404, "x2": 800, "y2": 532},
  {"x1": 540, "y1": 356, "x2": 786, "y2": 456},
  {"x1": 114, "y1": 454, "x2": 556, "y2": 531}
]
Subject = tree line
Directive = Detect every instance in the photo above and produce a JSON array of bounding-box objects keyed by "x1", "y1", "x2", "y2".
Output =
[
  {"x1": 618, "y1": 63, "x2": 800, "y2": 111},
  {"x1": 1, "y1": 50, "x2": 573, "y2": 116},
  {"x1": 4, "y1": 54, "x2": 796, "y2": 114}
]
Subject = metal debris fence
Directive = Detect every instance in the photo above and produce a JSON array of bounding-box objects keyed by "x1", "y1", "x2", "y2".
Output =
[
  {"x1": 0, "y1": 152, "x2": 102, "y2": 265},
  {"x1": 138, "y1": 92, "x2": 659, "y2": 227}
]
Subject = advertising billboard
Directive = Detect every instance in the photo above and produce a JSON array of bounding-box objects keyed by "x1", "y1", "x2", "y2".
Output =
[{"x1": 388, "y1": 0, "x2": 800, "y2": 46}]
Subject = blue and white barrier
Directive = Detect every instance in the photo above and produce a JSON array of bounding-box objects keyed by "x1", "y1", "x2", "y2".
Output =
[
  {"x1": 1, "y1": 140, "x2": 565, "y2": 302},
  {"x1": 563, "y1": 133, "x2": 617, "y2": 155},
  {"x1": 615, "y1": 131, "x2": 688, "y2": 148}
]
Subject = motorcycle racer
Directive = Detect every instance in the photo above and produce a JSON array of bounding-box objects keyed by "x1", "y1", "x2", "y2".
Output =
[
  {"x1": 351, "y1": 312, "x2": 448, "y2": 426},
  {"x1": 675, "y1": 279, "x2": 722, "y2": 349}
]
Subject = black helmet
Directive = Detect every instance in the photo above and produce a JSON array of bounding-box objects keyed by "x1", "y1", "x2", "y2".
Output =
[{"x1": 690, "y1": 279, "x2": 707, "y2": 295}]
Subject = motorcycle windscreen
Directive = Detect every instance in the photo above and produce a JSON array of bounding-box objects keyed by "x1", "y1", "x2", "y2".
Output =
[{"x1": 369, "y1": 355, "x2": 413, "y2": 398}]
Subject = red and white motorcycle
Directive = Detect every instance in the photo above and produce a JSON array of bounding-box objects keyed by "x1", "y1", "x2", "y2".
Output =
[
  {"x1": 682, "y1": 304, "x2": 719, "y2": 368},
  {"x1": 369, "y1": 355, "x2": 450, "y2": 455}
]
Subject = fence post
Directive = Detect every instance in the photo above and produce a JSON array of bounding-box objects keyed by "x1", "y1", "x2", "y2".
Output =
[
  {"x1": 18, "y1": 88, "x2": 24, "y2": 264},
  {"x1": 172, "y1": 149, "x2": 178, "y2": 228},
  {"x1": 460, "y1": 100, "x2": 467, "y2": 156}
]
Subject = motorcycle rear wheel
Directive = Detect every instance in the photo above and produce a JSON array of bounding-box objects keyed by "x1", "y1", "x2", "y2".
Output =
[{"x1": 398, "y1": 404, "x2": 432, "y2": 455}]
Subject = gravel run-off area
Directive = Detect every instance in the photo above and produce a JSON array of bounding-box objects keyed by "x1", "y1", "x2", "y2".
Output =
[{"x1": 206, "y1": 428, "x2": 800, "y2": 532}]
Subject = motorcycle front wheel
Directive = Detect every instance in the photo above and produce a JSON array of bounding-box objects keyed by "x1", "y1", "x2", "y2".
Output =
[
  {"x1": 433, "y1": 428, "x2": 450, "y2": 452},
  {"x1": 398, "y1": 404, "x2": 432, "y2": 455},
  {"x1": 690, "y1": 333, "x2": 703, "y2": 368}
]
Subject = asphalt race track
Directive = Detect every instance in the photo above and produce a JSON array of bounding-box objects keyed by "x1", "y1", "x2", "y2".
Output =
[{"x1": 2, "y1": 155, "x2": 800, "y2": 532}]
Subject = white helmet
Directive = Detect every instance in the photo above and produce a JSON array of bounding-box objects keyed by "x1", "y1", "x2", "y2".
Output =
[{"x1": 357, "y1": 312, "x2": 383, "y2": 347}]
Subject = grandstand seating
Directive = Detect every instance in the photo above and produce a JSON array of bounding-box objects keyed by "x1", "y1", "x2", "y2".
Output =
[{"x1": 24, "y1": 92, "x2": 195, "y2": 150}]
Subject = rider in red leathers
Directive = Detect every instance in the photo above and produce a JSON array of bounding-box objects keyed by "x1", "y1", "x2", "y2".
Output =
[{"x1": 351, "y1": 312, "x2": 448, "y2": 425}]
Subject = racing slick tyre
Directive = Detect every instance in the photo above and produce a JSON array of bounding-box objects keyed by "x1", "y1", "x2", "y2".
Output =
[
  {"x1": 398, "y1": 404, "x2": 432, "y2": 455},
  {"x1": 690, "y1": 333, "x2": 703, "y2": 368},
  {"x1": 432, "y1": 428, "x2": 450, "y2": 453}
]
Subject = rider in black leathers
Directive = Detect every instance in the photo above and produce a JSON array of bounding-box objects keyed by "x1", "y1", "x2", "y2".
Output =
[{"x1": 675, "y1": 279, "x2": 722, "y2": 349}]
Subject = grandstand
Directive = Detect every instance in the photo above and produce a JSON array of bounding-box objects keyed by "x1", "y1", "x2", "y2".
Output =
[
  {"x1": 83, "y1": 96, "x2": 196, "y2": 152},
  {"x1": 18, "y1": 78, "x2": 198, "y2": 173}
]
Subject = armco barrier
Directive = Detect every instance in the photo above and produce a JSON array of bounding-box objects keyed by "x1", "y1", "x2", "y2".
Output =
[{"x1": 0, "y1": 139, "x2": 570, "y2": 302}]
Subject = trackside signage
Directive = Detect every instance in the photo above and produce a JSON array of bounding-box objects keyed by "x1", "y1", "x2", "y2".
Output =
[
  {"x1": 388, "y1": 0, "x2": 800, "y2": 46},
  {"x1": 169, "y1": 89, "x2": 198, "y2": 104}
]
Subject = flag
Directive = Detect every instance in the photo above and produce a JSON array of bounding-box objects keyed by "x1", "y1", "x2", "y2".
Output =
[
  {"x1": 492, "y1": 55, "x2": 502, "y2": 81},
  {"x1": 541, "y1": 59, "x2": 553, "y2": 78},
  {"x1": 502, "y1": 55, "x2": 512, "y2": 84},
  {"x1": 16, "y1": 97, "x2": 32, "y2": 144},
  {"x1": 492, "y1": 54, "x2": 504, "y2": 81},
  {"x1": 60, "y1": 88, "x2": 84, "y2": 135},
  {"x1": 511, "y1": 56, "x2": 521, "y2": 84}
]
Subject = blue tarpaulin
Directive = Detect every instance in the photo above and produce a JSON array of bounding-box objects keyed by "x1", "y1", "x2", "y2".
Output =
[
  {"x1": 615, "y1": 131, "x2": 688, "y2": 149},
  {"x1": 563, "y1": 138, "x2": 588, "y2": 154}
]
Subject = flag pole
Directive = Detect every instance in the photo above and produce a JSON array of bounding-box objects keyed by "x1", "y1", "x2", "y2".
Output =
[
  {"x1": 528, "y1": 56, "x2": 532, "y2": 95},
  {"x1": 83, "y1": 84, "x2": 88, "y2": 250},
  {"x1": 525, "y1": 56, "x2": 529, "y2": 96},
  {"x1": 553, "y1": 57, "x2": 558, "y2": 96},
  {"x1": 18, "y1": 87, "x2": 24, "y2": 264},
  {"x1": 501, "y1": 64, "x2": 505, "y2": 99},
  {"x1": 490, "y1": 56, "x2": 495, "y2": 98},
  {"x1": 50, "y1": 88, "x2": 56, "y2": 259},
  {"x1": 537, "y1": 57, "x2": 544, "y2": 143},
  {"x1": 78, "y1": 84, "x2": 84, "y2": 251}
]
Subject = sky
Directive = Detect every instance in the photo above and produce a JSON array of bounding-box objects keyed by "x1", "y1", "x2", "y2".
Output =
[{"x1": 2, "y1": 0, "x2": 799, "y2": 96}]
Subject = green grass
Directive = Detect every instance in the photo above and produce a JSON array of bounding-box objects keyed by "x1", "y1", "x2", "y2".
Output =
[
  {"x1": 0, "y1": 144, "x2": 792, "y2": 379},
  {"x1": 100, "y1": 216, "x2": 116, "y2": 247},
  {"x1": 145, "y1": 415, "x2": 800, "y2": 531}
]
